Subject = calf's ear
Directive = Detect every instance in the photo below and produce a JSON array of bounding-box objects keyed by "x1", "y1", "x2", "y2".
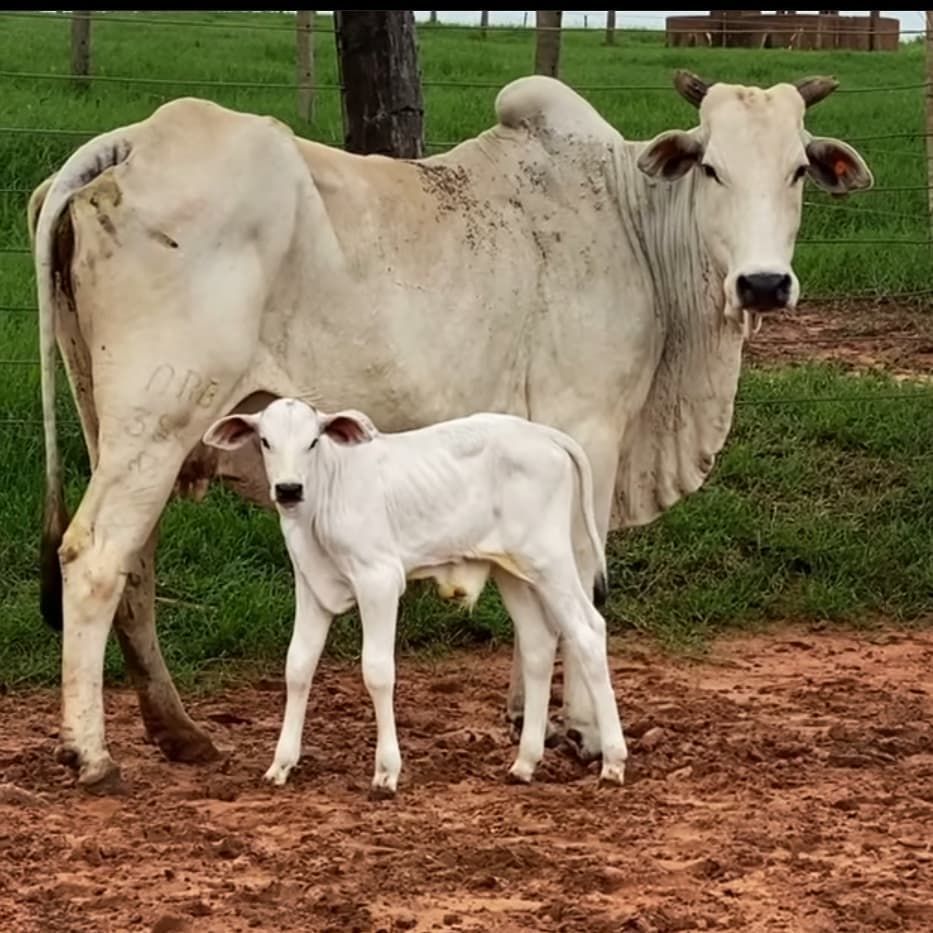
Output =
[
  {"x1": 637, "y1": 129, "x2": 703, "y2": 181},
  {"x1": 320, "y1": 409, "x2": 377, "y2": 446},
  {"x1": 202, "y1": 413, "x2": 260, "y2": 450},
  {"x1": 805, "y1": 137, "x2": 873, "y2": 196}
]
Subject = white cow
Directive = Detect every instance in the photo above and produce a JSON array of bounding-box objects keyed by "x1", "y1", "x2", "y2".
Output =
[
  {"x1": 28, "y1": 71, "x2": 873, "y2": 791},
  {"x1": 202, "y1": 397, "x2": 627, "y2": 794}
]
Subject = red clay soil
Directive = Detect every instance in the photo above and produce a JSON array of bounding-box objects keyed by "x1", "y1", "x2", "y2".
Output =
[
  {"x1": 1, "y1": 625, "x2": 932, "y2": 933},
  {"x1": 745, "y1": 299, "x2": 933, "y2": 378}
]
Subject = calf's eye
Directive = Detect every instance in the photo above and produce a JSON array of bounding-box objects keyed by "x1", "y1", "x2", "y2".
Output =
[
  {"x1": 308, "y1": 438, "x2": 318, "y2": 451},
  {"x1": 793, "y1": 165, "x2": 808, "y2": 184},
  {"x1": 261, "y1": 437, "x2": 270, "y2": 450},
  {"x1": 701, "y1": 163, "x2": 721, "y2": 185}
]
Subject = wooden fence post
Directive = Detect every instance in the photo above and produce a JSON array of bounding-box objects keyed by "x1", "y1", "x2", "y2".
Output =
[
  {"x1": 480, "y1": 11, "x2": 489, "y2": 39},
  {"x1": 534, "y1": 11, "x2": 563, "y2": 78},
  {"x1": 296, "y1": 11, "x2": 315, "y2": 122},
  {"x1": 70, "y1": 11, "x2": 92, "y2": 89},
  {"x1": 925, "y1": 12, "x2": 933, "y2": 223},
  {"x1": 605, "y1": 10, "x2": 616, "y2": 45},
  {"x1": 429, "y1": 11, "x2": 437, "y2": 24},
  {"x1": 334, "y1": 10, "x2": 425, "y2": 159}
]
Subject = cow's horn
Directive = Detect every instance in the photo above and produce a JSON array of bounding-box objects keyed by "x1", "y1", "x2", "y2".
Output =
[
  {"x1": 794, "y1": 75, "x2": 839, "y2": 109},
  {"x1": 674, "y1": 70, "x2": 711, "y2": 109}
]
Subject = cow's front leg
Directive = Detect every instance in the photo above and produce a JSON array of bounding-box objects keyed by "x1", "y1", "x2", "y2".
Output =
[
  {"x1": 265, "y1": 572, "x2": 334, "y2": 786},
  {"x1": 113, "y1": 524, "x2": 221, "y2": 764},
  {"x1": 355, "y1": 575, "x2": 403, "y2": 797}
]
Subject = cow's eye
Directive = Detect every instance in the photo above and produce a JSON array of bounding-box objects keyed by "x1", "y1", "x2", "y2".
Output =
[
  {"x1": 792, "y1": 164, "x2": 808, "y2": 184},
  {"x1": 701, "y1": 163, "x2": 721, "y2": 184},
  {"x1": 260, "y1": 437, "x2": 270, "y2": 450},
  {"x1": 308, "y1": 438, "x2": 318, "y2": 451}
]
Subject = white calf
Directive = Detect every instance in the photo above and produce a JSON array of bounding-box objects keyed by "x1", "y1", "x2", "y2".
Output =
[{"x1": 203, "y1": 398, "x2": 627, "y2": 794}]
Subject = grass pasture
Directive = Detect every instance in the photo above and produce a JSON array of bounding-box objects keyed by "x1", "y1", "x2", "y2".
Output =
[{"x1": 0, "y1": 12, "x2": 931, "y2": 688}]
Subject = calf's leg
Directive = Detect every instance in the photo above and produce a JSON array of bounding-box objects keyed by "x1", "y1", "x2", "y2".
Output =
[
  {"x1": 495, "y1": 571, "x2": 558, "y2": 784},
  {"x1": 554, "y1": 434, "x2": 619, "y2": 762},
  {"x1": 535, "y1": 571, "x2": 627, "y2": 785},
  {"x1": 355, "y1": 577, "x2": 403, "y2": 796},
  {"x1": 265, "y1": 570, "x2": 334, "y2": 786}
]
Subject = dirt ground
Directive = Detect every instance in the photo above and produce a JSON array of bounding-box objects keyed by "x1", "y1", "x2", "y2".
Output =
[
  {"x1": 744, "y1": 297, "x2": 933, "y2": 378},
  {"x1": 1, "y1": 625, "x2": 932, "y2": 933}
]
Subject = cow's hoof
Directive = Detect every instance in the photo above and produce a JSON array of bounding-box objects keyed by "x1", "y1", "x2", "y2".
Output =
[
  {"x1": 154, "y1": 726, "x2": 222, "y2": 764},
  {"x1": 77, "y1": 756, "x2": 125, "y2": 796},
  {"x1": 564, "y1": 727, "x2": 603, "y2": 765}
]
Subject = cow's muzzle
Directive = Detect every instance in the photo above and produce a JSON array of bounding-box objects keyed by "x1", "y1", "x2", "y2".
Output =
[{"x1": 736, "y1": 272, "x2": 793, "y2": 312}]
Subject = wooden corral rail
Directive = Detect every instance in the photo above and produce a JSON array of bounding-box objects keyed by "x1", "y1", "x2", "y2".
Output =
[{"x1": 666, "y1": 11, "x2": 900, "y2": 51}]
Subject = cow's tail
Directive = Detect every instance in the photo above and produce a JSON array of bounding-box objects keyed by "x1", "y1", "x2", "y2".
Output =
[
  {"x1": 547, "y1": 429, "x2": 609, "y2": 608},
  {"x1": 29, "y1": 129, "x2": 134, "y2": 631}
]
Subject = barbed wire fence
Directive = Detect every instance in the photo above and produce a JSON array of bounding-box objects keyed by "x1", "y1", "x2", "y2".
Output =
[{"x1": 0, "y1": 9, "x2": 931, "y2": 431}]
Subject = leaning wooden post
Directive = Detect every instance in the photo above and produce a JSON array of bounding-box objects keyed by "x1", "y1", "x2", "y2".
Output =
[
  {"x1": 296, "y1": 11, "x2": 315, "y2": 122},
  {"x1": 926, "y1": 12, "x2": 933, "y2": 224},
  {"x1": 70, "y1": 11, "x2": 92, "y2": 90},
  {"x1": 605, "y1": 10, "x2": 616, "y2": 45},
  {"x1": 480, "y1": 10, "x2": 489, "y2": 39},
  {"x1": 534, "y1": 11, "x2": 563, "y2": 78}
]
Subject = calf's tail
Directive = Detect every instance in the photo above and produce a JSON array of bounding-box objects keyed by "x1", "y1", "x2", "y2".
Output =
[{"x1": 547, "y1": 430, "x2": 609, "y2": 607}]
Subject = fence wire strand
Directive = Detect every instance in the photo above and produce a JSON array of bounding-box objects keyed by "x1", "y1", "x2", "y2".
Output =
[
  {"x1": 0, "y1": 69, "x2": 928, "y2": 96},
  {"x1": 0, "y1": 11, "x2": 927, "y2": 38}
]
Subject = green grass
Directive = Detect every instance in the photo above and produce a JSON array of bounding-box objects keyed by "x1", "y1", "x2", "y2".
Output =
[{"x1": 0, "y1": 13, "x2": 931, "y2": 688}]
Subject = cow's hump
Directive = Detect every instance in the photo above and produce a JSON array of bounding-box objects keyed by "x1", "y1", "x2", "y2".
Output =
[{"x1": 494, "y1": 75, "x2": 617, "y2": 144}]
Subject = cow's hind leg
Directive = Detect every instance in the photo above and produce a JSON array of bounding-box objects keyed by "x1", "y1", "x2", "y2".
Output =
[{"x1": 112, "y1": 525, "x2": 220, "y2": 763}]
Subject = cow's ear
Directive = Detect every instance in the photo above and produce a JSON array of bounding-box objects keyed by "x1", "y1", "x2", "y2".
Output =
[
  {"x1": 320, "y1": 409, "x2": 377, "y2": 446},
  {"x1": 638, "y1": 130, "x2": 703, "y2": 181},
  {"x1": 805, "y1": 137, "x2": 873, "y2": 196},
  {"x1": 202, "y1": 413, "x2": 260, "y2": 450}
]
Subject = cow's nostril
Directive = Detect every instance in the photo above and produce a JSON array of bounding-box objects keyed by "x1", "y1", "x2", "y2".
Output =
[
  {"x1": 737, "y1": 272, "x2": 791, "y2": 312},
  {"x1": 274, "y1": 482, "x2": 303, "y2": 504}
]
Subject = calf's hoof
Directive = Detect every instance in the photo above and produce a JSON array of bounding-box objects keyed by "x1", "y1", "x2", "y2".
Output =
[
  {"x1": 370, "y1": 774, "x2": 399, "y2": 800},
  {"x1": 506, "y1": 759, "x2": 536, "y2": 785},
  {"x1": 598, "y1": 760, "x2": 626, "y2": 787},
  {"x1": 263, "y1": 760, "x2": 296, "y2": 787}
]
